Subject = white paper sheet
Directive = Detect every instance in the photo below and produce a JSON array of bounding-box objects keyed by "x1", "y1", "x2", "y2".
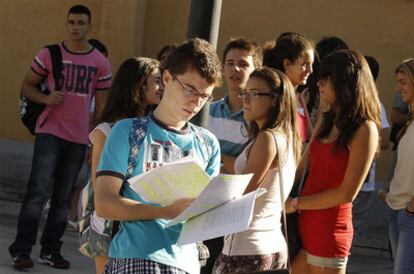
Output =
[
  {"x1": 128, "y1": 157, "x2": 210, "y2": 205},
  {"x1": 165, "y1": 173, "x2": 253, "y2": 227},
  {"x1": 176, "y1": 188, "x2": 266, "y2": 245}
]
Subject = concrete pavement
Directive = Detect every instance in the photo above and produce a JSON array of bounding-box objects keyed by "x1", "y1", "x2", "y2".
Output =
[
  {"x1": 0, "y1": 189, "x2": 394, "y2": 274},
  {"x1": 0, "y1": 140, "x2": 396, "y2": 273},
  {"x1": 0, "y1": 216, "x2": 394, "y2": 274},
  {"x1": 0, "y1": 209, "x2": 94, "y2": 274}
]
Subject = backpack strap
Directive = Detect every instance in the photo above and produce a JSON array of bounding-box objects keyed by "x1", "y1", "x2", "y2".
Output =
[
  {"x1": 191, "y1": 124, "x2": 212, "y2": 168},
  {"x1": 112, "y1": 117, "x2": 150, "y2": 235},
  {"x1": 45, "y1": 44, "x2": 63, "y2": 91},
  {"x1": 126, "y1": 117, "x2": 150, "y2": 179},
  {"x1": 125, "y1": 118, "x2": 211, "y2": 180}
]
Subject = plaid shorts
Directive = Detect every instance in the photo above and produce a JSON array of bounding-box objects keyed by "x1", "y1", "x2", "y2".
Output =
[{"x1": 103, "y1": 258, "x2": 188, "y2": 274}]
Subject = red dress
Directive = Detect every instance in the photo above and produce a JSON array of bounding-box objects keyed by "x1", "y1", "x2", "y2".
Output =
[{"x1": 298, "y1": 140, "x2": 353, "y2": 257}]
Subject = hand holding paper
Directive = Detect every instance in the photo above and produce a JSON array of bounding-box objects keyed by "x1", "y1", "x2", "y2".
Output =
[
  {"x1": 128, "y1": 157, "x2": 210, "y2": 205},
  {"x1": 127, "y1": 157, "x2": 265, "y2": 245},
  {"x1": 165, "y1": 173, "x2": 253, "y2": 227}
]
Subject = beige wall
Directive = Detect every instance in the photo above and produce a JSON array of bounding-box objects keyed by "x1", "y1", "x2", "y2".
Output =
[
  {"x1": 1, "y1": 0, "x2": 413, "y2": 180},
  {"x1": 0, "y1": 0, "x2": 191, "y2": 140},
  {"x1": 0, "y1": 0, "x2": 150, "y2": 139}
]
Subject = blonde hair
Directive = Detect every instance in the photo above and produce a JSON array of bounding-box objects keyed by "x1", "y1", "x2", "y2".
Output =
[
  {"x1": 395, "y1": 58, "x2": 414, "y2": 140},
  {"x1": 395, "y1": 58, "x2": 414, "y2": 96}
]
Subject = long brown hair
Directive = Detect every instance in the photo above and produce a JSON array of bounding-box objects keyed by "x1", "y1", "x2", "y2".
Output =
[
  {"x1": 247, "y1": 67, "x2": 302, "y2": 163},
  {"x1": 317, "y1": 49, "x2": 381, "y2": 151},
  {"x1": 98, "y1": 57, "x2": 160, "y2": 125}
]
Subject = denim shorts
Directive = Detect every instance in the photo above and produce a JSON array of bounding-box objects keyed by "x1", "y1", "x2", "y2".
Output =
[
  {"x1": 89, "y1": 227, "x2": 111, "y2": 257},
  {"x1": 301, "y1": 250, "x2": 348, "y2": 269}
]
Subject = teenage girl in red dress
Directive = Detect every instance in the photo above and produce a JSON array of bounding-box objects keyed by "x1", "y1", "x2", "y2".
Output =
[{"x1": 288, "y1": 50, "x2": 381, "y2": 274}]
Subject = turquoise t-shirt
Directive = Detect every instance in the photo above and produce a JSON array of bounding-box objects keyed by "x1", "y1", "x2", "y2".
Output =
[{"x1": 97, "y1": 115, "x2": 220, "y2": 274}]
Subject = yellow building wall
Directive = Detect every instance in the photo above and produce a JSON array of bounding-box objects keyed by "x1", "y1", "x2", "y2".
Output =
[{"x1": 1, "y1": 0, "x2": 413, "y2": 180}]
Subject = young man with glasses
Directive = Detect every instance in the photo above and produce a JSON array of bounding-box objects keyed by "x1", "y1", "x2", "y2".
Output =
[
  {"x1": 204, "y1": 37, "x2": 261, "y2": 274},
  {"x1": 94, "y1": 38, "x2": 222, "y2": 274}
]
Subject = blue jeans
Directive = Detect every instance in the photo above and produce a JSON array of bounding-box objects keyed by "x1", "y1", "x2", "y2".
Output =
[
  {"x1": 9, "y1": 134, "x2": 86, "y2": 256},
  {"x1": 388, "y1": 206, "x2": 414, "y2": 274}
]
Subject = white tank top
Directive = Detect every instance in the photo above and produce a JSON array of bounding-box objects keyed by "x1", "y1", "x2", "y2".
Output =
[{"x1": 222, "y1": 131, "x2": 297, "y2": 256}]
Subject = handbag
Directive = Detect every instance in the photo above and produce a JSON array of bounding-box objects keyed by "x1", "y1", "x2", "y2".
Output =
[{"x1": 284, "y1": 160, "x2": 306, "y2": 260}]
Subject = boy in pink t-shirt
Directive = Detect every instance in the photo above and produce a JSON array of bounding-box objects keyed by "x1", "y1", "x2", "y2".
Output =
[
  {"x1": 9, "y1": 5, "x2": 111, "y2": 270},
  {"x1": 32, "y1": 42, "x2": 111, "y2": 144}
]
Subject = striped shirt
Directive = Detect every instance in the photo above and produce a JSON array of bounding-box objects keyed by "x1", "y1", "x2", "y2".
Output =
[{"x1": 208, "y1": 96, "x2": 248, "y2": 157}]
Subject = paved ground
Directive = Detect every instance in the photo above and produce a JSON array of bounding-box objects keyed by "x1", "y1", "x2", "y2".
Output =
[
  {"x1": 0, "y1": 213, "x2": 94, "y2": 274},
  {"x1": 0, "y1": 190, "x2": 394, "y2": 274}
]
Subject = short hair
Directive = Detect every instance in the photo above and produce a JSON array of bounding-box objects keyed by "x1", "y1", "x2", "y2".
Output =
[
  {"x1": 89, "y1": 39, "x2": 108, "y2": 57},
  {"x1": 157, "y1": 44, "x2": 178, "y2": 70},
  {"x1": 164, "y1": 38, "x2": 222, "y2": 86},
  {"x1": 157, "y1": 44, "x2": 178, "y2": 62},
  {"x1": 68, "y1": 5, "x2": 91, "y2": 23},
  {"x1": 222, "y1": 37, "x2": 262, "y2": 68},
  {"x1": 263, "y1": 33, "x2": 313, "y2": 72},
  {"x1": 364, "y1": 55, "x2": 379, "y2": 80},
  {"x1": 276, "y1": 32, "x2": 299, "y2": 43},
  {"x1": 315, "y1": 36, "x2": 348, "y2": 60}
]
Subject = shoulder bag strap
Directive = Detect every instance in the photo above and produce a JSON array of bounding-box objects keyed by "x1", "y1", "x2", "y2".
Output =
[{"x1": 271, "y1": 132, "x2": 292, "y2": 270}]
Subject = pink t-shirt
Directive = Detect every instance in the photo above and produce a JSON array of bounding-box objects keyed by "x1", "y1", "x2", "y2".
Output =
[{"x1": 31, "y1": 42, "x2": 112, "y2": 144}]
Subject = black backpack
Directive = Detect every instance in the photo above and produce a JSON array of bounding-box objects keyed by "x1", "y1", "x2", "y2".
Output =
[{"x1": 18, "y1": 44, "x2": 63, "y2": 135}]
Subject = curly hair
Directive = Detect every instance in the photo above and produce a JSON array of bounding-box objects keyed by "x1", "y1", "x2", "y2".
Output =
[{"x1": 163, "y1": 38, "x2": 222, "y2": 86}]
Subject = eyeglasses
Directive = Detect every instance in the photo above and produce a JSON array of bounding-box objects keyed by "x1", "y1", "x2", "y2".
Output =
[
  {"x1": 173, "y1": 76, "x2": 213, "y2": 102},
  {"x1": 238, "y1": 91, "x2": 273, "y2": 101}
]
